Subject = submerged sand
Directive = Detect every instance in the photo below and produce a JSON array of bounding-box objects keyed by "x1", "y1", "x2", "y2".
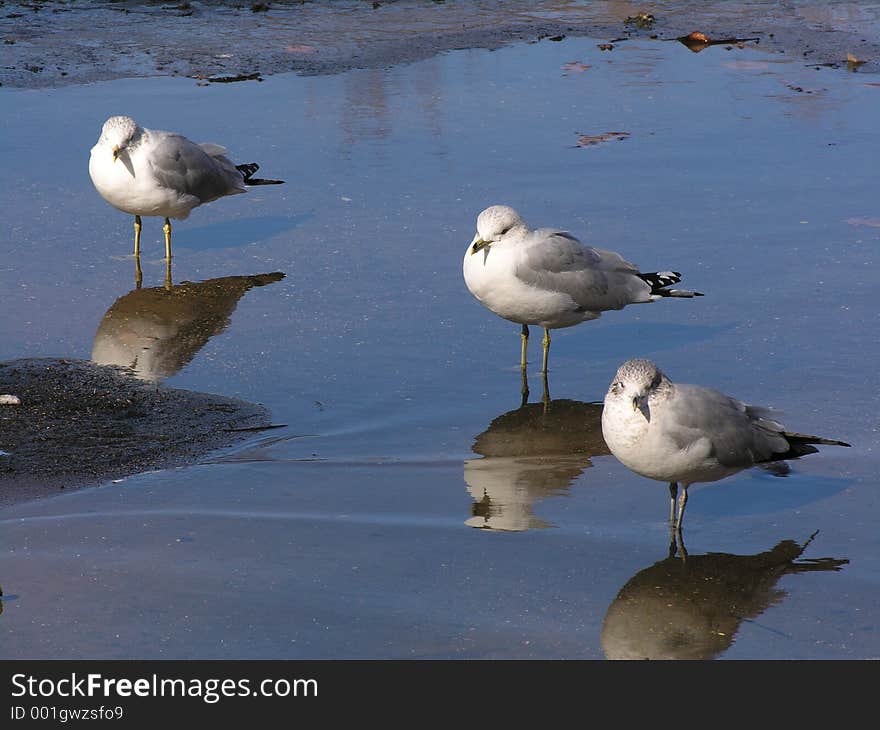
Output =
[{"x1": 0, "y1": 358, "x2": 269, "y2": 507}]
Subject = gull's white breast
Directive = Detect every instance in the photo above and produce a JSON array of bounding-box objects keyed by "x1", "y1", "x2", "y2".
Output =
[
  {"x1": 88, "y1": 142, "x2": 199, "y2": 220},
  {"x1": 601, "y1": 398, "x2": 738, "y2": 485},
  {"x1": 462, "y1": 242, "x2": 593, "y2": 328}
]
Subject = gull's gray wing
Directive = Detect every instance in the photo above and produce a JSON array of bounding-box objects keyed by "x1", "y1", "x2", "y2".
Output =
[
  {"x1": 144, "y1": 131, "x2": 246, "y2": 204},
  {"x1": 656, "y1": 384, "x2": 790, "y2": 468},
  {"x1": 514, "y1": 228, "x2": 651, "y2": 312},
  {"x1": 198, "y1": 143, "x2": 229, "y2": 157}
]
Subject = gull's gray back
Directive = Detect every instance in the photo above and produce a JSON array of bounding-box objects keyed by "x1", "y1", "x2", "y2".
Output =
[
  {"x1": 146, "y1": 130, "x2": 246, "y2": 204},
  {"x1": 515, "y1": 229, "x2": 650, "y2": 313},
  {"x1": 658, "y1": 384, "x2": 790, "y2": 468}
]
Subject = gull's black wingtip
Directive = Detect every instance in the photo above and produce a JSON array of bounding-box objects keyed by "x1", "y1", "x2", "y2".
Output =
[{"x1": 236, "y1": 162, "x2": 285, "y2": 185}]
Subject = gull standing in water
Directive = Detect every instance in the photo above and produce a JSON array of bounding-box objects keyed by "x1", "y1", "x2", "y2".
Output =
[
  {"x1": 463, "y1": 205, "x2": 702, "y2": 377},
  {"x1": 89, "y1": 115, "x2": 283, "y2": 261},
  {"x1": 601, "y1": 358, "x2": 851, "y2": 533}
]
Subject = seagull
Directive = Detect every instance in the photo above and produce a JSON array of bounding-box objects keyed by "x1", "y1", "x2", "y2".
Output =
[
  {"x1": 462, "y1": 205, "x2": 702, "y2": 375},
  {"x1": 601, "y1": 358, "x2": 851, "y2": 533},
  {"x1": 88, "y1": 115, "x2": 283, "y2": 260}
]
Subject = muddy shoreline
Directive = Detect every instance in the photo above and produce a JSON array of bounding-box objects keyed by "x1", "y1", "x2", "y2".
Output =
[
  {"x1": 0, "y1": 358, "x2": 270, "y2": 508},
  {"x1": 1, "y1": 1, "x2": 877, "y2": 89}
]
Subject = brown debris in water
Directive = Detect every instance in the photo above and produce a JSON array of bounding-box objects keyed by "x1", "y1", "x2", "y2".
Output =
[
  {"x1": 574, "y1": 131, "x2": 631, "y2": 148},
  {"x1": 846, "y1": 52, "x2": 867, "y2": 71},
  {"x1": 624, "y1": 12, "x2": 655, "y2": 30},
  {"x1": 678, "y1": 31, "x2": 760, "y2": 53},
  {"x1": 562, "y1": 61, "x2": 591, "y2": 74}
]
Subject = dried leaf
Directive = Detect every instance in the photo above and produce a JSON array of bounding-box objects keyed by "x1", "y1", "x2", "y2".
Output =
[
  {"x1": 562, "y1": 61, "x2": 592, "y2": 74},
  {"x1": 846, "y1": 52, "x2": 867, "y2": 71},
  {"x1": 574, "y1": 131, "x2": 631, "y2": 148},
  {"x1": 844, "y1": 217, "x2": 880, "y2": 228},
  {"x1": 679, "y1": 33, "x2": 759, "y2": 53}
]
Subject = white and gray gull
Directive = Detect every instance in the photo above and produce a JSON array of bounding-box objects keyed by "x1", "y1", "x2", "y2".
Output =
[
  {"x1": 463, "y1": 205, "x2": 702, "y2": 374},
  {"x1": 601, "y1": 358, "x2": 851, "y2": 533},
  {"x1": 89, "y1": 115, "x2": 283, "y2": 260}
]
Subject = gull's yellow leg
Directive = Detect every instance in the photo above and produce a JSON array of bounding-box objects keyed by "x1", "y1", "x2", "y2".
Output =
[
  {"x1": 133, "y1": 215, "x2": 142, "y2": 258},
  {"x1": 541, "y1": 327, "x2": 551, "y2": 374},
  {"x1": 541, "y1": 371, "x2": 550, "y2": 409},
  {"x1": 520, "y1": 324, "x2": 529, "y2": 370},
  {"x1": 163, "y1": 217, "x2": 172, "y2": 260},
  {"x1": 668, "y1": 482, "x2": 678, "y2": 528},
  {"x1": 164, "y1": 257, "x2": 173, "y2": 291}
]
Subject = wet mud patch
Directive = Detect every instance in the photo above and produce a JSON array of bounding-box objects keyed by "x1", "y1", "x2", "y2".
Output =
[
  {"x1": 0, "y1": 358, "x2": 270, "y2": 507},
  {"x1": 1, "y1": 1, "x2": 878, "y2": 89}
]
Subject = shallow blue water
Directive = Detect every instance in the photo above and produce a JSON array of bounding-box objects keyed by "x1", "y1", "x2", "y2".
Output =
[{"x1": 1, "y1": 35, "x2": 878, "y2": 658}]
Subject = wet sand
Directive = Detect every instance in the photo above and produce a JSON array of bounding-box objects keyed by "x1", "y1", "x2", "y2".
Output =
[
  {"x1": 0, "y1": 358, "x2": 269, "y2": 507},
  {"x1": 1, "y1": 0, "x2": 877, "y2": 90}
]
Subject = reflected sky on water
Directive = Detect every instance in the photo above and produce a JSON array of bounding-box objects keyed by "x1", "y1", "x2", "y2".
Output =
[{"x1": 0, "y1": 32, "x2": 877, "y2": 658}]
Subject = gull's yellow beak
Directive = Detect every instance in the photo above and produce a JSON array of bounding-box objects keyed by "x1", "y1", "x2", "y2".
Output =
[
  {"x1": 112, "y1": 144, "x2": 120, "y2": 162},
  {"x1": 470, "y1": 232, "x2": 489, "y2": 255}
]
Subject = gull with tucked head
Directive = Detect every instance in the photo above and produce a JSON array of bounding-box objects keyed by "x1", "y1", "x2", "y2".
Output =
[
  {"x1": 601, "y1": 358, "x2": 851, "y2": 533},
  {"x1": 462, "y1": 206, "x2": 702, "y2": 379},
  {"x1": 89, "y1": 115, "x2": 283, "y2": 261}
]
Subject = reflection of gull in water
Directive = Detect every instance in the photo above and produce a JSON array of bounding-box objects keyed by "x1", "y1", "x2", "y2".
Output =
[
  {"x1": 464, "y1": 399, "x2": 609, "y2": 531},
  {"x1": 601, "y1": 532, "x2": 848, "y2": 660},
  {"x1": 602, "y1": 359, "x2": 851, "y2": 534},
  {"x1": 91, "y1": 272, "x2": 285, "y2": 382}
]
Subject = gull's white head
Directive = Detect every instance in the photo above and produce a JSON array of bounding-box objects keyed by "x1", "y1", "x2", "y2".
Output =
[
  {"x1": 469, "y1": 205, "x2": 527, "y2": 255},
  {"x1": 98, "y1": 115, "x2": 142, "y2": 162},
  {"x1": 606, "y1": 358, "x2": 669, "y2": 414}
]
